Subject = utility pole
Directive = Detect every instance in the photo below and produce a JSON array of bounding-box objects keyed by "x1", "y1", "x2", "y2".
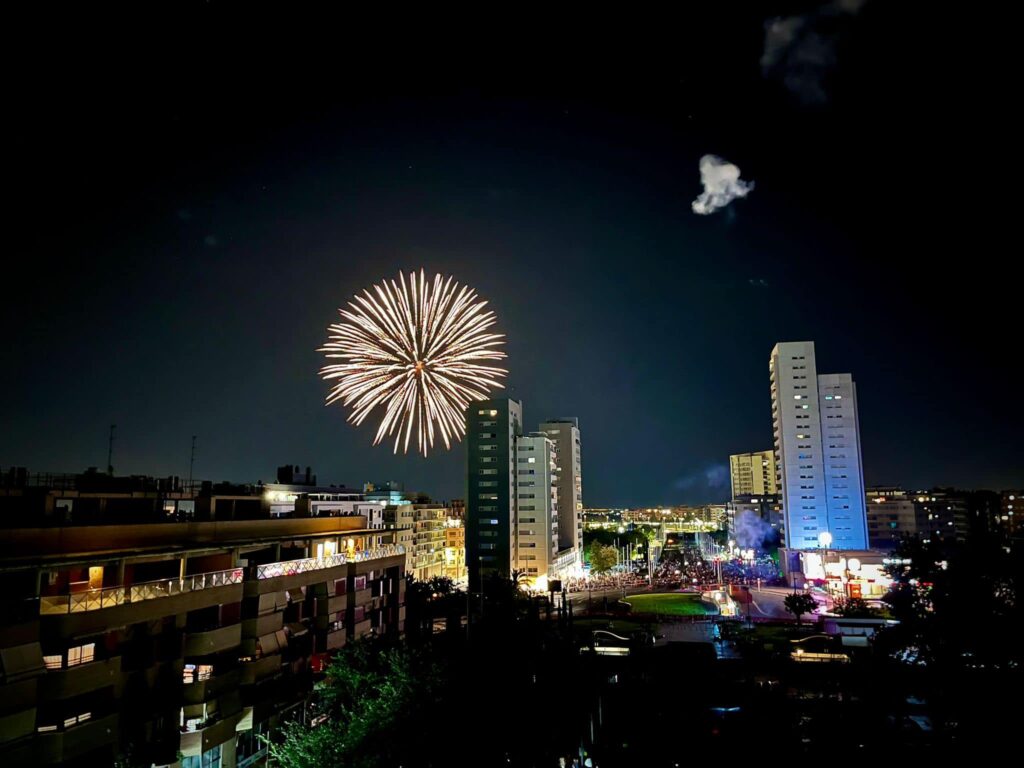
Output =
[
  {"x1": 188, "y1": 435, "x2": 197, "y2": 490},
  {"x1": 107, "y1": 424, "x2": 116, "y2": 475}
]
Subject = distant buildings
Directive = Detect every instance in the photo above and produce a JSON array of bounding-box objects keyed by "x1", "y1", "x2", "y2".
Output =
[
  {"x1": 770, "y1": 341, "x2": 868, "y2": 551},
  {"x1": 912, "y1": 489, "x2": 969, "y2": 544},
  {"x1": 443, "y1": 517, "x2": 466, "y2": 581},
  {"x1": 865, "y1": 487, "x2": 918, "y2": 548},
  {"x1": 729, "y1": 450, "x2": 777, "y2": 498},
  {"x1": 465, "y1": 399, "x2": 581, "y2": 591},
  {"x1": 1000, "y1": 490, "x2": 1022, "y2": 539},
  {"x1": 384, "y1": 503, "x2": 448, "y2": 581}
]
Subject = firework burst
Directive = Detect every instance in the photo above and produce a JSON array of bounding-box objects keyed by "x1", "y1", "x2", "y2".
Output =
[{"x1": 318, "y1": 269, "x2": 507, "y2": 456}]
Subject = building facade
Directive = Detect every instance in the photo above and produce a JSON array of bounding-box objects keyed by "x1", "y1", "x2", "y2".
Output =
[
  {"x1": 443, "y1": 518, "x2": 466, "y2": 582},
  {"x1": 770, "y1": 341, "x2": 868, "y2": 551},
  {"x1": 0, "y1": 476, "x2": 405, "y2": 768},
  {"x1": 539, "y1": 419, "x2": 584, "y2": 554},
  {"x1": 466, "y1": 399, "x2": 522, "y2": 590},
  {"x1": 729, "y1": 450, "x2": 777, "y2": 498},
  {"x1": 865, "y1": 487, "x2": 918, "y2": 549},
  {"x1": 513, "y1": 433, "x2": 559, "y2": 584},
  {"x1": 913, "y1": 489, "x2": 970, "y2": 544}
]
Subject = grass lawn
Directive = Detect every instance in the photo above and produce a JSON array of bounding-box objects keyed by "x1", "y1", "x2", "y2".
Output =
[{"x1": 622, "y1": 593, "x2": 712, "y2": 616}]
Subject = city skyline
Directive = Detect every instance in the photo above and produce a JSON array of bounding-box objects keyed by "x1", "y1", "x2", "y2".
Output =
[{"x1": 5, "y1": 5, "x2": 1020, "y2": 507}]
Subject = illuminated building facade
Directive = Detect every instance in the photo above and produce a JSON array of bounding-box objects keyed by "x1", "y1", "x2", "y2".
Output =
[
  {"x1": 0, "y1": 473, "x2": 405, "y2": 767},
  {"x1": 443, "y1": 518, "x2": 466, "y2": 581},
  {"x1": 770, "y1": 341, "x2": 868, "y2": 551},
  {"x1": 729, "y1": 450, "x2": 777, "y2": 498},
  {"x1": 539, "y1": 419, "x2": 584, "y2": 554}
]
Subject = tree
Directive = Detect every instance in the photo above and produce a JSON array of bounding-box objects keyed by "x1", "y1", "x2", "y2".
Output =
[
  {"x1": 268, "y1": 639, "x2": 442, "y2": 768},
  {"x1": 783, "y1": 592, "x2": 818, "y2": 625},
  {"x1": 835, "y1": 597, "x2": 879, "y2": 618},
  {"x1": 587, "y1": 543, "x2": 618, "y2": 574}
]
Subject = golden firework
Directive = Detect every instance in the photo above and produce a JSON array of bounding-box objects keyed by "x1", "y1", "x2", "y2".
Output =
[{"x1": 319, "y1": 269, "x2": 507, "y2": 455}]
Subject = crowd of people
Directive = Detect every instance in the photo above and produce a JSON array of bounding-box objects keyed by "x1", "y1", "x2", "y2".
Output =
[{"x1": 565, "y1": 542, "x2": 784, "y2": 594}]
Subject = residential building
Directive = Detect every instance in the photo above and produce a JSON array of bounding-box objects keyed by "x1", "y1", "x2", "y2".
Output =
[
  {"x1": 447, "y1": 499, "x2": 466, "y2": 520},
  {"x1": 539, "y1": 419, "x2": 584, "y2": 554},
  {"x1": 465, "y1": 400, "x2": 580, "y2": 591},
  {"x1": 443, "y1": 518, "x2": 466, "y2": 582},
  {"x1": 729, "y1": 450, "x2": 777, "y2": 498},
  {"x1": 913, "y1": 489, "x2": 969, "y2": 543},
  {"x1": 466, "y1": 399, "x2": 522, "y2": 591},
  {"x1": 513, "y1": 433, "x2": 560, "y2": 584},
  {"x1": 770, "y1": 341, "x2": 868, "y2": 551},
  {"x1": 0, "y1": 471, "x2": 405, "y2": 768},
  {"x1": 865, "y1": 487, "x2": 917, "y2": 549},
  {"x1": 411, "y1": 504, "x2": 447, "y2": 581}
]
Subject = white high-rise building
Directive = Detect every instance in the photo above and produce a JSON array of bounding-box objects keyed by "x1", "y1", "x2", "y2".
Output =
[
  {"x1": 513, "y1": 433, "x2": 559, "y2": 582},
  {"x1": 539, "y1": 418, "x2": 583, "y2": 553},
  {"x1": 770, "y1": 341, "x2": 868, "y2": 550}
]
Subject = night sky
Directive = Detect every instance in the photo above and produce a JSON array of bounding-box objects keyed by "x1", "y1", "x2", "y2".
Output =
[{"x1": 4, "y1": 4, "x2": 1019, "y2": 505}]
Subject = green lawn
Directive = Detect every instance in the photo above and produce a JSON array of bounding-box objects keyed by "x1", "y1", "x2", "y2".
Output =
[{"x1": 622, "y1": 593, "x2": 712, "y2": 616}]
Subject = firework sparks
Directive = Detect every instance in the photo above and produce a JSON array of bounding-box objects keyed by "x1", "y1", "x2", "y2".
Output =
[{"x1": 319, "y1": 270, "x2": 507, "y2": 456}]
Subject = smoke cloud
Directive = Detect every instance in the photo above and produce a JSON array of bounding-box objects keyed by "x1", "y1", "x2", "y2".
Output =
[
  {"x1": 691, "y1": 155, "x2": 754, "y2": 215},
  {"x1": 733, "y1": 510, "x2": 776, "y2": 550},
  {"x1": 761, "y1": 0, "x2": 868, "y2": 104}
]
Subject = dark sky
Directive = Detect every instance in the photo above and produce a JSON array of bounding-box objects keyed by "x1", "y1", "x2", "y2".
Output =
[{"x1": 4, "y1": 4, "x2": 1019, "y2": 505}]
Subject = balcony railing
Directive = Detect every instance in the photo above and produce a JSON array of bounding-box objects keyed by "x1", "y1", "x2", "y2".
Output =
[
  {"x1": 39, "y1": 568, "x2": 244, "y2": 615},
  {"x1": 256, "y1": 545, "x2": 405, "y2": 580}
]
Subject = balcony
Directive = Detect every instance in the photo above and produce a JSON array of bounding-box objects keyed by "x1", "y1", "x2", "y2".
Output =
[
  {"x1": 38, "y1": 568, "x2": 244, "y2": 615},
  {"x1": 316, "y1": 594, "x2": 347, "y2": 616},
  {"x1": 179, "y1": 710, "x2": 245, "y2": 757},
  {"x1": 254, "y1": 545, "x2": 405, "y2": 580},
  {"x1": 0, "y1": 705, "x2": 36, "y2": 745},
  {"x1": 36, "y1": 713, "x2": 118, "y2": 765},
  {"x1": 182, "y1": 668, "x2": 242, "y2": 705},
  {"x1": 242, "y1": 612, "x2": 282, "y2": 639},
  {"x1": 250, "y1": 546, "x2": 405, "y2": 594},
  {"x1": 240, "y1": 654, "x2": 282, "y2": 685},
  {"x1": 324, "y1": 627, "x2": 346, "y2": 651},
  {"x1": 184, "y1": 624, "x2": 242, "y2": 656},
  {"x1": 39, "y1": 656, "x2": 121, "y2": 700}
]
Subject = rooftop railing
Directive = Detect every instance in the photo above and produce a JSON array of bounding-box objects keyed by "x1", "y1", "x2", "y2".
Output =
[
  {"x1": 255, "y1": 544, "x2": 405, "y2": 580},
  {"x1": 39, "y1": 567, "x2": 244, "y2": 615}
]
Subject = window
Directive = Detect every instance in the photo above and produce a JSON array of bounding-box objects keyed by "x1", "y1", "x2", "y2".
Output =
[
  {"x1": 479, "y1": 444, "x2": 496, "y2": 452},
  {"x1": 478, "y1": 409, "x2": 498, "y2": 417},
  {"x1": 480, "y1": 420, "x2": 496, "y2": 427},
  {"x1": 67, "y1": 643, "x2": 95, "y2": 667},
  {"x1": 478, "y1": 493, "x2": 498, "y2": 501},
  {"x1": 479, "y1": 469, "x2": 497, "y2": 476},
  {"x1": 43, "y1": 654, "x2": 63, "y2": 670},
  {"x1": 478, "y1": 432, "x2": 496, "y2": 439},
  {"x1": 481, "y1": 518, "x2": 499, "y2": 525}
]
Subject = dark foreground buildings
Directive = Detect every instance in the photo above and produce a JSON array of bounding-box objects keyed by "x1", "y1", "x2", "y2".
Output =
[{"x1": 0, "y1": 470, "x2": 406, "y2": 767}]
